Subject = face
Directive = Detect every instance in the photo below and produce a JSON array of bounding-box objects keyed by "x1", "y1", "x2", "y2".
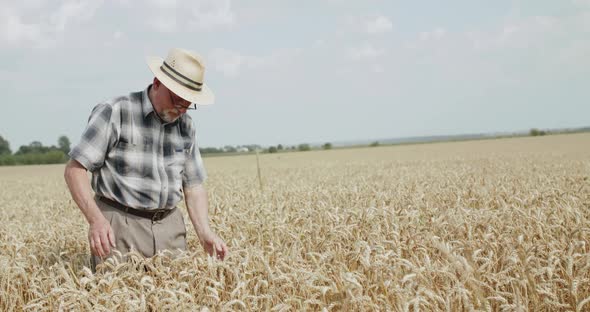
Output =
[{"x1": 153, "y1": 80, "x2": 194, "y2": 123}]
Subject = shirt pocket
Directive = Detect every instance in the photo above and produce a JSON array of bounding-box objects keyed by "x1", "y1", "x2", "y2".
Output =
[
  {"x1": 165, "y1": 145, "x2": 187, "y2": 181},
  {"x1": 112, "y1": 141, "x2": 146, "y2": 178}
]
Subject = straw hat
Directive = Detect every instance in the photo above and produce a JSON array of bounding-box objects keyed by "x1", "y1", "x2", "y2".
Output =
[{"x1": 146, "y1": 48, "x2": 215, "y2": 105}]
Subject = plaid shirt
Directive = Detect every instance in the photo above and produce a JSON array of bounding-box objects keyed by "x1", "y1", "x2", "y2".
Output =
[{"x1": 69, "y1": 85, "x2": 207, "y2": 210}]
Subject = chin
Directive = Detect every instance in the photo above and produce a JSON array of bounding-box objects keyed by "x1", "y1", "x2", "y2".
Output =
[{"x1": 161, "y1": 110, "x2": 181, "y2": 123}]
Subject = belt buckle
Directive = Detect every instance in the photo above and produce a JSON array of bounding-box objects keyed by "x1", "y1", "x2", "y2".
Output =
[{"x1": 152, "y1": 210, "x2": 165, "y2": 222}]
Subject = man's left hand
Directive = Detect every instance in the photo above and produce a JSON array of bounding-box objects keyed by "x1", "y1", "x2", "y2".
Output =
[{"x1": 198, "y1": 230, "x2": 228, "y2": 260}]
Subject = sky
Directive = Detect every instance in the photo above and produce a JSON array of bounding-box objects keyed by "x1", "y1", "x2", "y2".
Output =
[{"x1": 0, "y1": 0, "x2": 589, "y2": 150}]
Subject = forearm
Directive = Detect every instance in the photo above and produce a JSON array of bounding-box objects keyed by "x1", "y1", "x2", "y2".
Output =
[
  {"x1": 184, "y1": 184, "x2": 212, "y2": 237},
  {"x1": 64, "y1": 159, "x2": 104, "y2": 224}
]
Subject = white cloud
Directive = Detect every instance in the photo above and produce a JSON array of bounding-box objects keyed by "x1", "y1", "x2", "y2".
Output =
[
  {"x1": 372, "y1": 64, "x2": 385, "y2": 73},
  {"x1": 0, "y1": 0, "x2": 103, "y2": 47},
  {"x1": 391, "y1": 10, "x2": 590, "y2": 90},
  {"x1": 50, "y1": 0, "x2": 104, "y2": 32},
  {"x1": 366, "y1": 15, "x2": 392, "y2": 34},
  {"x1": 314, "y1": 39, "x2": 326, "y2": 46},
  {"x1": 0, "y1": 0, "x2": 235, "y2": 45},
  {"x1": 348, "y1": 43, "x2": 385, "y2": 60},
  {"x1": 209, "y1": 48, "x2": 244, "y2": 77},
  {"x1": 113, "y1": 30, "x2": 124, "y2": 40},
  {"x1": 104, "y1": 30, "x2": 124, "y2": 46},
  {"x1": 0, "y1": 8, "x2": 43, "y2": 46},
  {"x1": 419, "y1": 27, "x2": 446, "y2": 41},
  {"x1": 572, "y1": 11, "x2": 590, "y2": 31},
  {"x1": 113, "y1": 0, "x2": 132, "y2": 6},
  {"x1": 151, "y1": 17, "x2": 177, "y2": 33},
  {"x1": 469, "y1": 15, "x2": 559, "y2": 51},
  {"x1": 13, "y1": 0, "x2": 51, "y2": 10},
  {"x1": 208, "y1": 47, "x2": 301, "y2": 77},
  {"x1": 572, "y1": 0, "x2": 590, "y2": 7},
  {"x1": 188, "y1": 0, "x2": 235, "y2": 31},
  {"x1": 145, "y1": 0, "x2": 235, "y2": 32},
  {"x1": 148, "y1": 0, "x2": 177, "y2": 9}
]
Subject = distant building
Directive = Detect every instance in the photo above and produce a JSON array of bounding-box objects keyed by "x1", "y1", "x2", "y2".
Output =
[
  {"x1": 236, "y1": 147, "x2": 249, "y2": 152},
  {"x1": 223, "y1": 145, "x2": 237, "y2": 152}
]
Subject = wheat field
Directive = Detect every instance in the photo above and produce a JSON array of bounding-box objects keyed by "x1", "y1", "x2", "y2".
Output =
[{"x1": 0, "y1": 133, "x2": 589, "y2": 311}]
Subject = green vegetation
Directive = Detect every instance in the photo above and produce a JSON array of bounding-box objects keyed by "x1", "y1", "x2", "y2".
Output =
[
  {"x1": 529, "y1": 128, "x2": 547, "y2": 136},
  {"x1": 0, "y1": 135, "x2": 11, "y2": 155},
  {"x1": 58, "y1": 135, "x2": 71, "y2": 154},
  {"x1": 0, "y1": 151, "x2": 68, "y2": 166},
  {"x1": 298, "y1": 143, "x2": 311, "y2": 151},
  {"x1": 0, "y1": 136, "x2": 70, "y2": 166},
  {"x1": 4, "y1": 126, "x2": 585, "y2": 164}
]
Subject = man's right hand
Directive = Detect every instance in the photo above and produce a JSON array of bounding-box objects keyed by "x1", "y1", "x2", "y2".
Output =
[
  {"x1": 88, "y1": 216, "x2": 116, "y2": 257},
  {"x1": 65, "y1": 160, "x2": 117, "y2": 258}
]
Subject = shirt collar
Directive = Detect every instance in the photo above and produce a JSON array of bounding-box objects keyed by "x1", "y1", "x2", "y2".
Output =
[{"x1": 142, "y1": 85, "x2": 156, "y2": 119}]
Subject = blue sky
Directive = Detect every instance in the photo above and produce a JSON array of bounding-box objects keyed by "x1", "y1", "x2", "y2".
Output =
[{"x1": 0, "y1": 0, "x2": 588, "y2": 150}]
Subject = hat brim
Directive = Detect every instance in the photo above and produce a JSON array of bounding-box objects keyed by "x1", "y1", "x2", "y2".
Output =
[{"x1": 146, "y1": 56, "x2": 215, "y2": 105}]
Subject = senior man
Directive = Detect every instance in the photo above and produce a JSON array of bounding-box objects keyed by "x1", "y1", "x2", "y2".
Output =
[{"x1": 64, "y1": 48, "x2": 228, "y2": 271}]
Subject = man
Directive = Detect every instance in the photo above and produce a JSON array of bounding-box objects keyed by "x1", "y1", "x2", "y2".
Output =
[{"x1": 64, "y1": 48, "x2": 228, "y2": 271}]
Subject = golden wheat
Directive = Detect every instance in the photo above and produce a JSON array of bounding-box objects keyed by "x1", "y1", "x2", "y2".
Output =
[{"x1": 0, "y1": 133, "x2": 589, "y2": 311}]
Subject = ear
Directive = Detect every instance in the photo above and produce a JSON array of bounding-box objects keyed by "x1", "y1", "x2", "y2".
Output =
[{"x1": 152, "y1": 77, "x2": 161, "y2": 89}]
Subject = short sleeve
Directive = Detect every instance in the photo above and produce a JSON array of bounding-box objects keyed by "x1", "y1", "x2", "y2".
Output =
[
  {"x1": 182, "y1": 126, "x2": 207, "y2": 187},
  {"x1": 69, "y1": 104, "x2": 117, "y2": 172}
]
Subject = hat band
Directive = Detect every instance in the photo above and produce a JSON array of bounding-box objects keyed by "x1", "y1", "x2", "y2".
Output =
[{"x1": 160, "y1": 62, "x2": 203, "y2": 92}]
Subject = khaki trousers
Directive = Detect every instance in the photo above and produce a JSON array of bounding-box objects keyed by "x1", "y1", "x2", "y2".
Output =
[{"x1": 91, "y1": 196, "x2": 187, "y2": 271}]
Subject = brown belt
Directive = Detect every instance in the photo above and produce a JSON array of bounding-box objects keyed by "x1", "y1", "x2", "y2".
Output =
[{"x1": 98, "y1": 196, "x2": 175, "y2": 222}]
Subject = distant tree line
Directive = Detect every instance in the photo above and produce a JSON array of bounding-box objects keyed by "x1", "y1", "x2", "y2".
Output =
[
  {"x1": 0, "y1": 135, "x2": 70, "y2": 166},
  {"x1": 529, "y1": 128, "x2": 547, "y2": 136},
  {"x1": 241, "y1": 142, "x2": 336, "y2": 154},
  {"x1": 0, "y1": 135, "x2": 341, "y2": 165},
  {"x1": 199, "y1": 144, "x2": 263, "y2": 154},
  {"x1": 199, "y1": 142, "x2": 338, "y2": 155}
]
